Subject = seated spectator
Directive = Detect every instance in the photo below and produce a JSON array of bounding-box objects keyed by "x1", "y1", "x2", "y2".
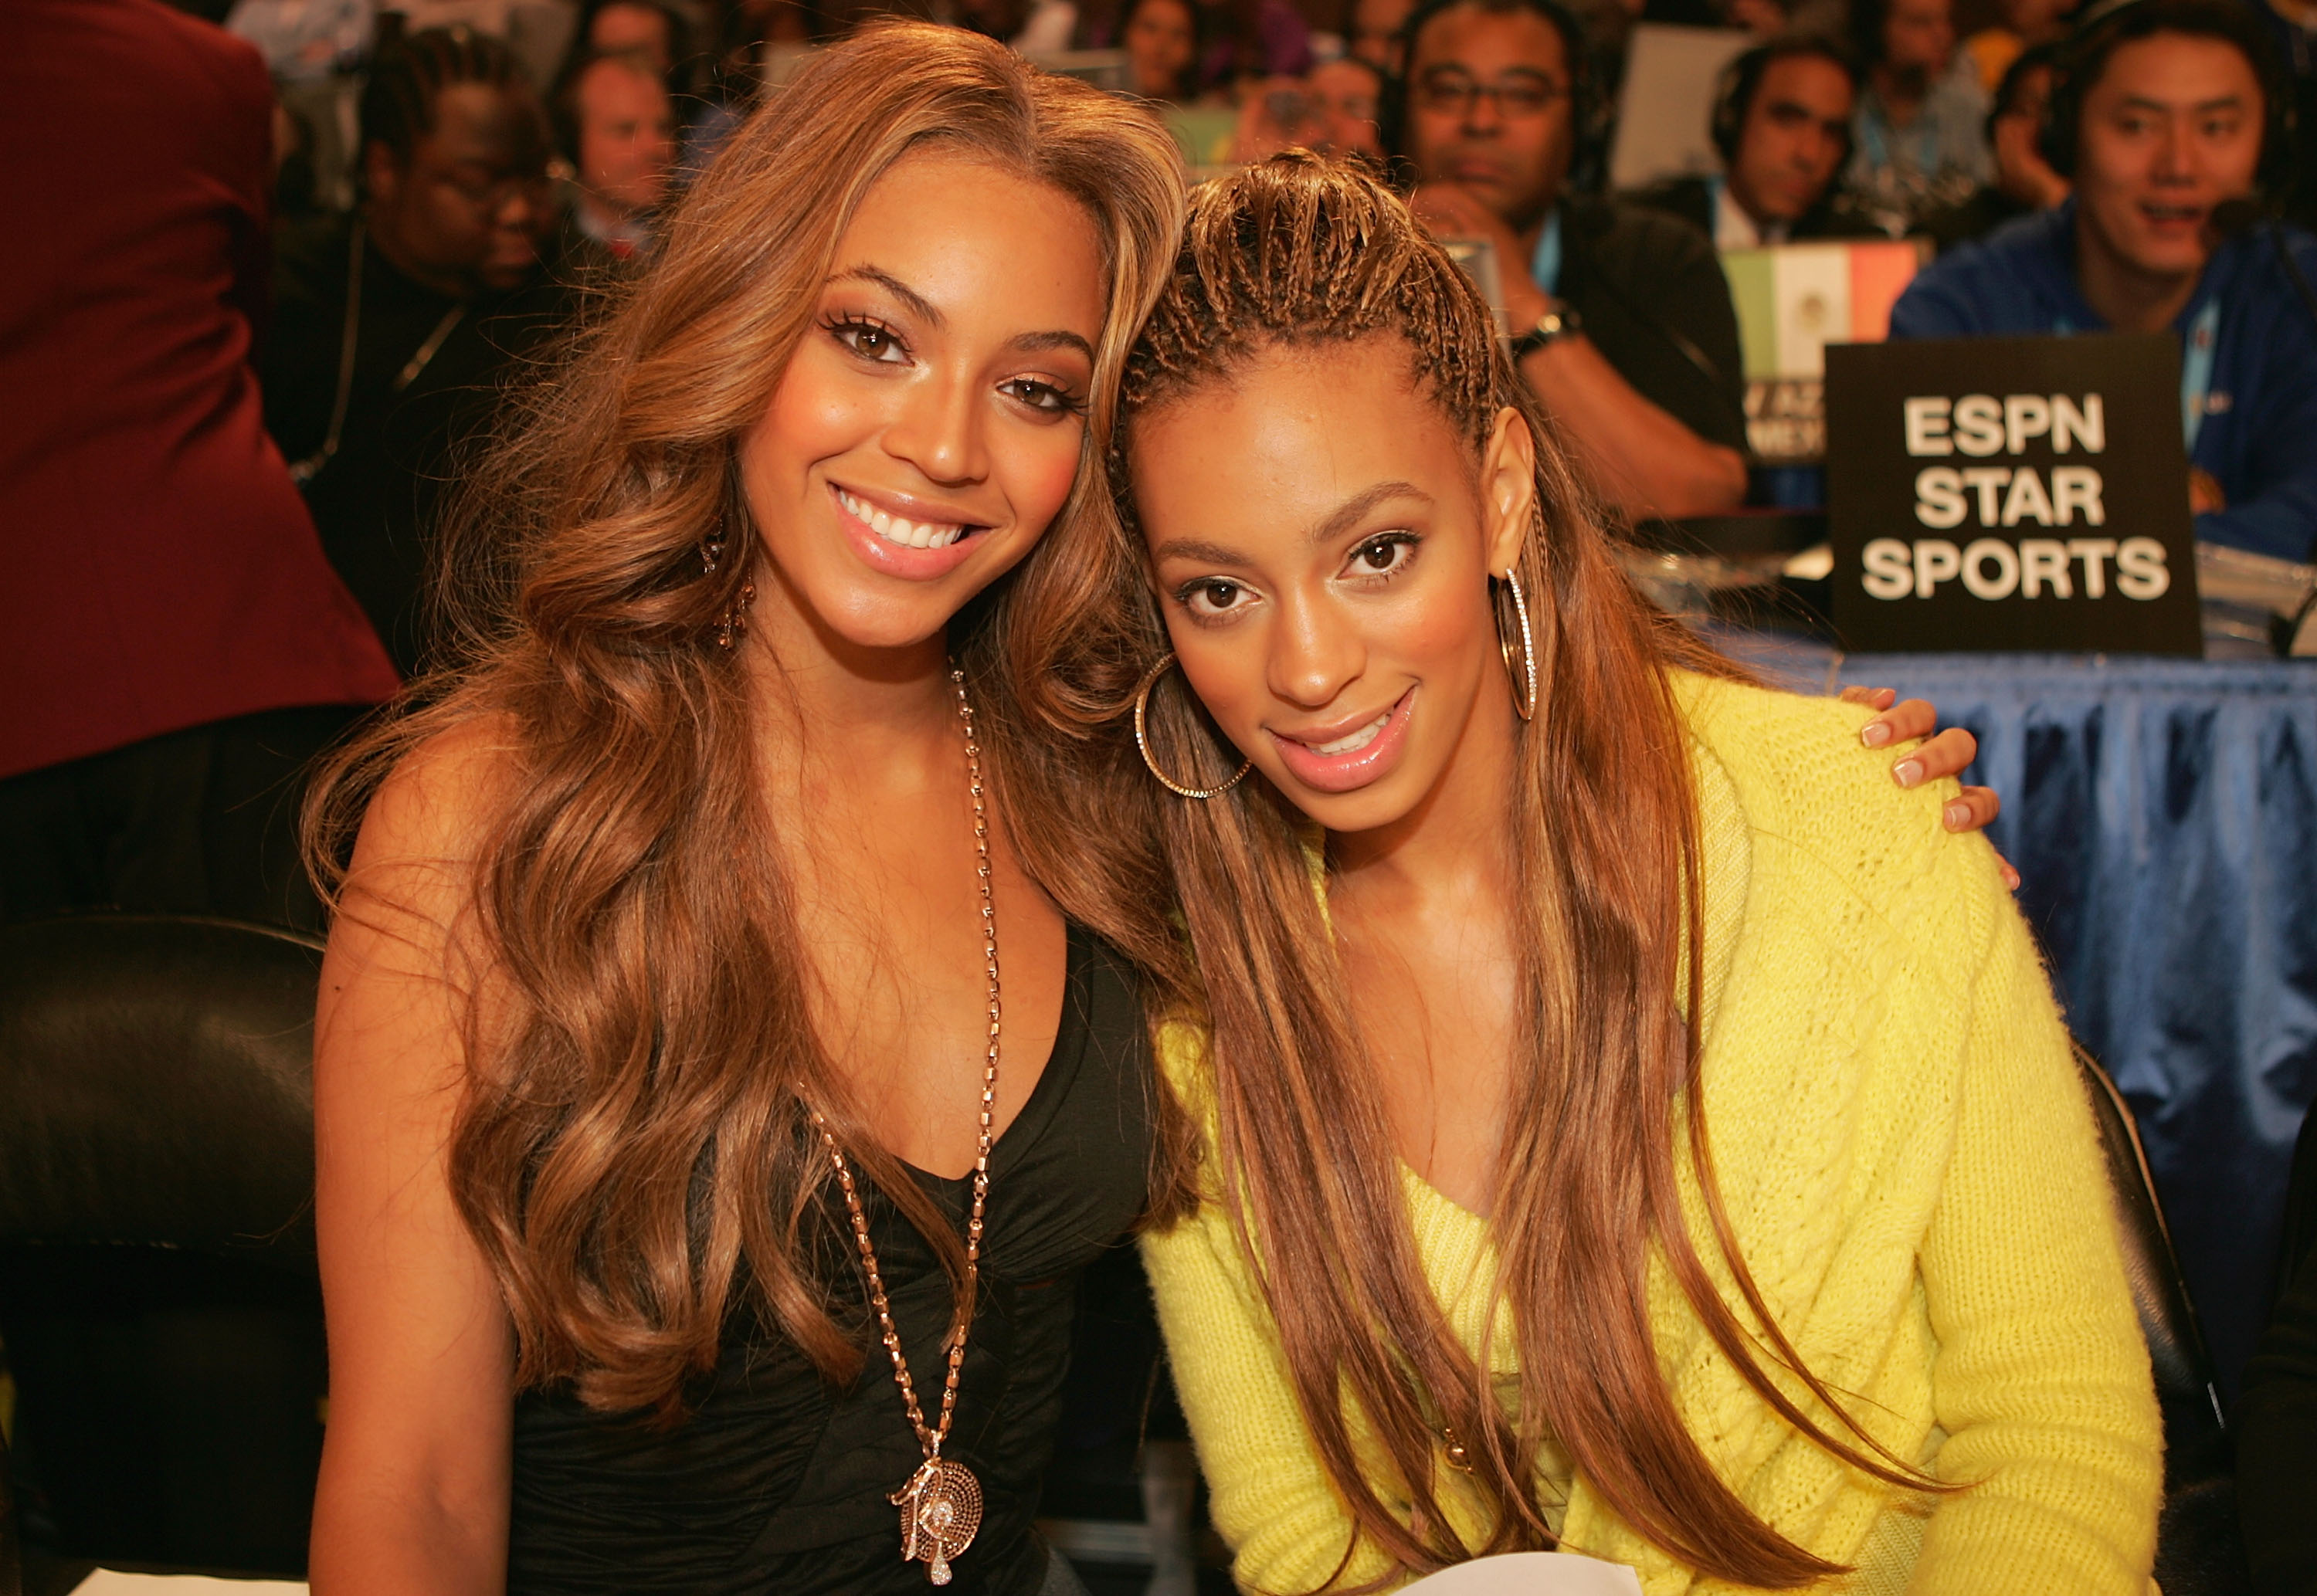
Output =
[
  {"x1": 1121, "y1": 0, "x2": 1206, "y2": 99},
  {"x1": 263, "y1": 27, "x2": 567, "y2": 676},
  {"x1": 1918, "y1": 40, "x2": 2069, "y2": 252},
  {"x1": 1350, "y1": 0, "x2": 1416, "y2": 69},
  {"x1": 1309, "y1": 53, "x2": 1387, "y2": 154},
  {"x1": 1962, "y1": 0, "x2": 2076, "y2": 93},
  {"x1": 1890, "y1": 0, "x2": 2317, "y2": 562},
  {"x1": 580, "y1": 0, "x2": 685, "y2": 76},
  {"x1": 2, "y1": 0, "x2": 397, "y2": 932},
  {"x1": 1196, "y1": 0, "x2": 1315, "y2": 92},
  {"x1": 551, "y1": 48, "x2": 677, "y2": 266},
  {"x1": 1627, "y1": 36, "x2": 1886, "y2": 248},
  {"x1": 1847, "y1": 0, "x2": 1993, "y2": 232},
  {"x1": 1396, "y1": 0, "x2": 1749, "y2": 516},
  {"x1": 1233, "y1": 57, "x2": 1386, "y2": 158}
]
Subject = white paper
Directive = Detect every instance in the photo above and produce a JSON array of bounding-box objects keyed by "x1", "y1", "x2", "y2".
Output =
[
  {"x1": 1402, "y1": 1550, "x2": 1646, "y2": 1595},
  {"x1": 74, "y1": 1575, "x2": 307, "y2": 1594}
]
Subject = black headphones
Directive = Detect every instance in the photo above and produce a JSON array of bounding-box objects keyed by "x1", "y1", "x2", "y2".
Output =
[
  {"x1": 1382, "y1": 0, "x2": 1608, "y2": 186},
  {"x1": 1708, "y1": 36, "x2": 1860, "y2": 169},
  {"x1": 2040, "y1": 0, "x2": 2296, "y2": 199}
]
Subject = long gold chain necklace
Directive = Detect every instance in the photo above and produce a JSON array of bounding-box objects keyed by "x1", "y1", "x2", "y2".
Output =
[{"x1": 812, "y1": 665, "x2": 999, "y2": 1587}]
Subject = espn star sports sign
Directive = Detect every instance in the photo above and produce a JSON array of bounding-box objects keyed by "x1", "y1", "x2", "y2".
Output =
[{"x1": 1826, "y1": 333, "x2": 2202, "y2": 656}]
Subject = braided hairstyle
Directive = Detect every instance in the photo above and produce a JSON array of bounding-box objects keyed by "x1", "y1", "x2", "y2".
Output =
[
  {"x1": 360, "y1": 25, "x2": 528, "y2": 173},
  {"x1": 1098, "y1": 154, "x2": 1942, "y2": 1588}
]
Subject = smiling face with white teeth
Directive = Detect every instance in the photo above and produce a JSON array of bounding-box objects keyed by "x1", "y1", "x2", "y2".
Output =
[
  {"x1": 739, "y1": 147, "x2": 1106, "y2": 654},
  {"x1": 1131, "y1": 338, "x2": 1538, "y2": 839}
]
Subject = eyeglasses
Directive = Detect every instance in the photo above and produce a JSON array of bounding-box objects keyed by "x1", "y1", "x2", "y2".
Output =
[
  {"x1": 1413, "y1": 70, "x2": 1566, "y2": 120},
  {"x1": 443, "y1": 168, "x2": 558, "y2": 212}
]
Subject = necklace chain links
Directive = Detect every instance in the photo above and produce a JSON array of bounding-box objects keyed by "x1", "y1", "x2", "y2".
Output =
[{"x1": 812, "y1": 665, "x2": 997, "y2": 1586}]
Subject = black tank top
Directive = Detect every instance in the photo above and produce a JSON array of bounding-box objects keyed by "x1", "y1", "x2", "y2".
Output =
[{"x1": 506, "y1": 924, "x2": 1152, "y2": 1596}]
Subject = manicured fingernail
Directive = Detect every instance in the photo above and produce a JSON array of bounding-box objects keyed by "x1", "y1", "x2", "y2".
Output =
[
  {"x1": 1893, "y1": 758, "x2": 1924, "y2": 788},
  {"x1": 1945, "y1": 801, "x2": 1970, "y2": 828},
  {"x1": 1861, "y1": 721, "x2": 1892, "y2": 748}
]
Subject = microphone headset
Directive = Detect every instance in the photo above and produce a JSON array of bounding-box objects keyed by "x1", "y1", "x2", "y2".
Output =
[{"x1": 1708, "y1": 36, "x2": 1860, "y2": 174}]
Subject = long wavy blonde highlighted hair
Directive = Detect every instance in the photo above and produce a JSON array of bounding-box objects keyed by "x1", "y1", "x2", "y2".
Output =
[{"x1": 306, "y1": 24, "x2": 1188, "y2": 1416}]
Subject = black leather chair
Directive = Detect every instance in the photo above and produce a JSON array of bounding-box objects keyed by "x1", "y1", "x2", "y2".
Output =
[
  {"x1": 2075, "y1": 1042, "x2": 2253, "y2": 1594},
  {"x1": 0, "y1": 914, "x2": 327, "y2": 1581}
]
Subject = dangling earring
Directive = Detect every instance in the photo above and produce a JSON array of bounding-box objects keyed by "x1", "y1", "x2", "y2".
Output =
[
  {"x1": 1133, "y1": 654, "x2": 1253, "y2": 800},
  {"x1": 701, "y1": 535, "x2": 755, "y2": 650},
  {"x1": 1493, "y1": 568, "x2": 1537, "y2": 722}
]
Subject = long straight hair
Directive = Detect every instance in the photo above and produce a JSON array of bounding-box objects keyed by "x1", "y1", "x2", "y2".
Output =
[
  {"x1": 304, "y1": 24, "x2": 1189, "y2": 1417},
  {"x1": 1032, "y1": 154, "x2": 1942, "y2": 1589}
]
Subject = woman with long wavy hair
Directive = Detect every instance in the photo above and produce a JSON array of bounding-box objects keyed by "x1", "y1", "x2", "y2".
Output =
[
  {"x1": 304, "y1": 25, "x2": 1194, "y2": 1594},
  {"x1": 1050, "y1": 154, "x2": 2162, "y2": 1593}
]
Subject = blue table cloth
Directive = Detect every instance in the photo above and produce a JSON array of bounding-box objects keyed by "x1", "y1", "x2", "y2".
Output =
[{"x1": 1729, "y1": 639, "x2": 2317, "y2": 1400}]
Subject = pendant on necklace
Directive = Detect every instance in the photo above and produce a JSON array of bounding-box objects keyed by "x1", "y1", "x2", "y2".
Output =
[{"x1": 893, "y1": 1455, "x2": 984, "y2": 1585}]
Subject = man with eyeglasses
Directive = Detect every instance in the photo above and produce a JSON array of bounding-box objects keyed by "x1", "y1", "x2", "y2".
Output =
[
  {"x1": 1398, "y1": 0, "x2": 1750, "y2": 519},
  {"x1": 264, "y1": 26, "x2": 565, "y2": 676}
]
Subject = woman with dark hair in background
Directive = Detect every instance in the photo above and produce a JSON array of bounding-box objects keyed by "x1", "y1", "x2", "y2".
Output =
[{"x1": 1062, "y1": 154, "x2": 2159, "y2": 1594}]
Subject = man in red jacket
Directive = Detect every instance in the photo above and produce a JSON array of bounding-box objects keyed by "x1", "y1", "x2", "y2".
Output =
[{"x1": 0, "y1": 0, "x2": 401, "y2": 931}]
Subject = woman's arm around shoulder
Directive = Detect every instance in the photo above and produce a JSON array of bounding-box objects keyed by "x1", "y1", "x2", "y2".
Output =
[
  {"x1": 1911, "y1": 880, "x2": 2164, "y2": 1595},
  {"x1": 310, "y1": 720, "x2": 520, "y2": 1596}
]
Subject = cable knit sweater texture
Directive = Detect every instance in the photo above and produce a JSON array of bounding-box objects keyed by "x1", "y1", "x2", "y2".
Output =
[{"x1": 1140, "y1": 672, "x2": 2163, "y2": 1595}]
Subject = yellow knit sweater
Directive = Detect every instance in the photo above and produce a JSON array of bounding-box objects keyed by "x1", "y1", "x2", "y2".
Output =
[{"x1": 1140, "y1": 672, "x2": 2163, "y2": 1596}]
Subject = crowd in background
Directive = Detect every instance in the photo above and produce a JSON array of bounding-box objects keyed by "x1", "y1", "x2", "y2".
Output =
[{"x1": 5, "y1": 0, "x2": 2317, "y2": 907}]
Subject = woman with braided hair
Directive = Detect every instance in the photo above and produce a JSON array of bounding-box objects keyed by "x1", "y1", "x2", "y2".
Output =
[{"x1": 1044, "y1": 154, "x2": 2163, "y2": 1593}]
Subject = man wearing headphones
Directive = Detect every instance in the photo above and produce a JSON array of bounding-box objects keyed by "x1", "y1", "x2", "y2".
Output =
[
  {"x1": 1396, "y1": 0, "x2": 1752, "y2": 518},
  {"x1": 1890, "y1": 0, "x2": 2317, "y2": 561},
  {"x1": 1628, "y1": 36, "x2": 1887, "y2": 247}
]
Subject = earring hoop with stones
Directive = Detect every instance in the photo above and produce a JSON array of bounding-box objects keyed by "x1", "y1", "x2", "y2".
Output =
[
  {"x1": 1493, "y1": 568, "x2": 1537, "y2": 722},
  {"x1": 1133, "y1": 654, "x2": 1253, "y2": 801}
]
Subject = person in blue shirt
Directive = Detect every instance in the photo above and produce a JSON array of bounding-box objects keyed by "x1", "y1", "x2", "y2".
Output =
[{"x1": 1889, "y1": 0, "x2": 2317, "y2": 563}]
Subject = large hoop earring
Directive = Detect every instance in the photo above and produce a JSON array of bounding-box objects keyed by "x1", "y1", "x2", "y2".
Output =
[
  {"x1": 1494, "y1": 569, "x2": 1537, "y2": 722},
  {"x1": 1134, "y1": 655, "x2": 1253, "y2": 800}
]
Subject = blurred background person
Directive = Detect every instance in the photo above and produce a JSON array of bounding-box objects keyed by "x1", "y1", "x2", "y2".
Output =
[
  {"x1": 552, "y1": 47, "x2": 679, "y2": 266},
  {"x1": 264, "y1": 26, "x2": 566, "y2": 678},
  {"x1": 1918, "y1": 40, "x2": 2070, "y2": 251},
  {"x1": 1309, "y1": 53, "x2": 1388, "y2": 154},
  {"x1": 1847, "y1": 0, "x2": 1993, "y2": 232},
  {"x1": 1121, "y1": 0, "x2": 1206, "y2": 99},
  {"x1": 0, "y1": 0, "x2": 398, "y2": 932},
  {"x1": 1195, "y1": 0, "x2": 1315, "y2": 92},
  {"x1": 1628, "y1": 36, "x2": 1885, "y2": 247},
  {"x1": 1962, "y1": 0, "x2": 2078, "y2": 91},
  {"x1": 1890, "y1": 0, "x2": 2317, "y2": 562},
  {"x1": 578, "y1": 0, "x2": 687, "y2": 74},
  {"x1": 1349, "y1": 0, "x2": 1416, "y2": 69},
  {"x1": 1396, "y1": 0, "x2": 1749, "y2": 517}
]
